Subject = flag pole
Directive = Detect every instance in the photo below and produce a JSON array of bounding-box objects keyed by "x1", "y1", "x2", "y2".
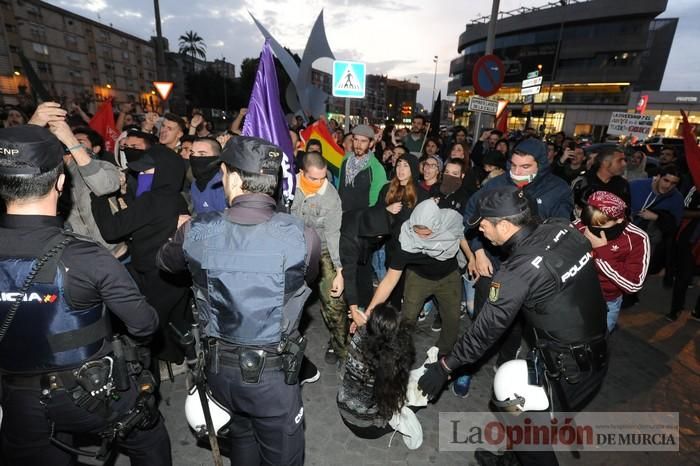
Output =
[
  {"x1": 344, "y1": 98, "x2": 350, "y2": 134},
  {"x1": 419, "y1": 123, "x2": 431, "y2": 155}
]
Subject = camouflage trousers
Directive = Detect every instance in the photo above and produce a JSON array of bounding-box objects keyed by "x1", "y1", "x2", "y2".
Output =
[{"x1": 318, "y1": 250, "x2": 349, "y2": 359}]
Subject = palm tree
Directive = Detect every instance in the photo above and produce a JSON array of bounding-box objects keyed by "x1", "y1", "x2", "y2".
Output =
[{"x1": 178, "y1": 31, "x2": 206, "y2": 73}]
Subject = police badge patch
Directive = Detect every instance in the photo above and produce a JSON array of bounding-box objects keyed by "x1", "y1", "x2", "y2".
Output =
[{"x1": 488, "y1": 282, "x2": 501, "y2": 303}]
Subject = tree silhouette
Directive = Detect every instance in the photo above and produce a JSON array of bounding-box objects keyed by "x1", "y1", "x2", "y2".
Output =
[{"x1": 178, "y1": 31, "x2": 206, "y2": 73}]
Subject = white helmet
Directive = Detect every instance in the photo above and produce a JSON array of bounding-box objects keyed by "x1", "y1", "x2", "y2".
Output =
[
  {"x1": 492, "y1": 359, "x2": 549, "y2": 412},
  {"x1": 184, "y1": 386, "x2": 232, "y2": 437}
]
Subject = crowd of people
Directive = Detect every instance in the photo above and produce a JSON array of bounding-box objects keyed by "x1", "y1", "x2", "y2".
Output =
[{"x1": 0, "y1": 99, "x2": 698, "y2": 465}]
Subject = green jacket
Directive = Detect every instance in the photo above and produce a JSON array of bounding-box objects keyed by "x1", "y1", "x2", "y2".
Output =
[{"x1": 337, "y1": 152, "x2": 387, "y2": 211}]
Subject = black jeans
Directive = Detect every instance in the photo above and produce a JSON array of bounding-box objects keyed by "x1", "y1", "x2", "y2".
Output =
[
  {"x1": 0, "y1": 378, "x2": 171, "y2": 466},
  {"x1": 207, "y1": 362, "x2": 305, "y2": 466}
]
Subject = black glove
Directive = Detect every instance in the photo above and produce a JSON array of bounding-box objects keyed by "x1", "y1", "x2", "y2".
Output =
[{"x1": 418, "y1": 361, "x2": 450, "y2": 399}]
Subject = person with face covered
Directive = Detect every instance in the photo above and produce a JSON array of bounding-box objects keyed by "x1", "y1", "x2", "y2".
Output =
[
  {"x1": 359, "y1": 200, "x2": 467, "y2": 357},
  {"x1": 91, "y1": 142, "x2": 192, "y2": 371},
  {"x1": 189, "y1": 137, "x2": 226, "y2": 215},
  {"x1": 574, "y1": 191, "x2": 650, "y2": 332}
]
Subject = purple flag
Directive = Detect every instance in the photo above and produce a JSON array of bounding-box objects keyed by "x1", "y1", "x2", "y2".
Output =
[{"x1": 243, "y1": 40, "x2": 296, "y2": 202}]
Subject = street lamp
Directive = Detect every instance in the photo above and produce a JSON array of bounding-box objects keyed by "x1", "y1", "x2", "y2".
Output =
[{"x1": 431, "y1": 55, "x2": 438, "y2": 111}]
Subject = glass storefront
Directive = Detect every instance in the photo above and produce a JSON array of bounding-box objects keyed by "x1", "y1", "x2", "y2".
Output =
[{"x1": 637, "y1": 109, "x2": 700, "y2": 138}]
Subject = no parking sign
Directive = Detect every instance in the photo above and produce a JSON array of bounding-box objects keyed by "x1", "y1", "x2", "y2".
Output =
[{"x1": 472, "y1": 54, "x2": 505, "y2": 98}]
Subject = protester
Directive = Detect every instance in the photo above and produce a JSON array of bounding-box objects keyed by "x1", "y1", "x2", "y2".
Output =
[
  {"x1": 361, "y1": 200, "x2": 466, "y2": 358},
  {"x1": 337, "y1": 124, "x2": 387, "y2": 212},
  {"x1": 91, "y1": 143, "x2": 191, "y2": 375},
  {"x1": 27, "y1": 103, "x2": 123, "y2": 257},
  {"x1": 374, "y1": 154, "x2": 428, "y2": 308},
  {"x1": 625, "y1": 149, "x2": 648, "y2": 181},
  {"x1": 480, "y1": 150, "x2": 506, "y2": 186},
  {"x1": 630, "y1": 165, "x2": 684, "y2": 278},
  {"x1": 572, "y1": 145, "x2": 630, "y2": 212},
  {"x1": 337, "y1": 304, "x2": 414, "y2": 439},
  {"x1": 402, "y1": 115, "x2": 427, "y2": 155},
  {"x1": 190, "y1": 137, "x2": 226, "y2": 215},
  {"x1": 471, "y1": 129, "x2": 503, "y2": 167},
  {"x1": 575, "y1": 191, "x2": 650, "y2": 332},
  {"x1": 159, "y1": 112, "x2": 186, "y2": 151},
  {"x1": 552, "y1": 144, "x2": 587, "y2": 184},
  {"x1": 291, "y1": 152, "x2": 347, "y2": 364},
  {"x1": 418, "y1": 155, "x2": 442, "y2": 197}
]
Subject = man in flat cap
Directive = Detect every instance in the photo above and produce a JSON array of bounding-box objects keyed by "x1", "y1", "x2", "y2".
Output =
[
  {"x1": 157, "y1": 136, "x2": 320, "y2": 465},
  {"x1": 0, "y1": 125, "x2": 171, "y2": 464},
  {"x1": 337, "y1": 124, "x2": 387, "y2": 212}
]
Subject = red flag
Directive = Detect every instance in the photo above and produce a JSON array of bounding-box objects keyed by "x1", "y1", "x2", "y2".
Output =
[
  {"x1": 89, "y1": 99, "x2": 118, "y2": 153},
  {"x1": 495, "y1": 108, "x2": 509, "y2": 134}
]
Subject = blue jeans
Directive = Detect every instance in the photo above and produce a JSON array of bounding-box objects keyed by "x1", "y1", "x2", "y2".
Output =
[
  {"x1": 606, "y1": 296, "x2": 623, "y2": 332},
  {"x1": 371, "y1": 246, "x2": 386, "y2": 281}
]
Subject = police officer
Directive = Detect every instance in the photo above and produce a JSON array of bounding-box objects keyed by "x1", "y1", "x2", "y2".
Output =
[
  {"x1": 0, "y1": 125, "x2": 171, "y2": 465},
  {"x1": 157, "y1": 136, "x2": 320, "y2": 465},
  {"x1": 419, "y1": 186, "x2": 608, "y2": 466}
]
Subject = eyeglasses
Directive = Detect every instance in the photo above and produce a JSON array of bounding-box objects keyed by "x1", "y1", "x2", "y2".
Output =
[{"x1": 424, "y1": 163, "x2": 439, "y2": 169}]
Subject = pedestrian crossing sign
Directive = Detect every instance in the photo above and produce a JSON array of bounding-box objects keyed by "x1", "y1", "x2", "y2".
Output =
[{"x1": 332, "y1": 61, "x2": 366, "y2": 98}]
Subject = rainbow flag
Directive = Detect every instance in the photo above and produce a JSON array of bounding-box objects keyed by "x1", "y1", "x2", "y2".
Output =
[{"x1": 300, "y1": 120, "x2": 346, "y2": 177}]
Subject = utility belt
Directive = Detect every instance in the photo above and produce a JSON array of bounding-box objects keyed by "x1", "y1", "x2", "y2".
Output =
[
  {"x1": 206, "y1": 333, "x2": 306, "y2": 385},
  {"x1": 535, "y1": 333, "x2": 608, "y2": 385},
  {"x1": 3, "y1": 335, "x2": 160, "y2": 461}
]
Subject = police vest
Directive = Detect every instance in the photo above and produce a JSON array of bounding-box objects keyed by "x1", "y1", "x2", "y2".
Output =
[
  {"x1": 515, "y1": 223, "x2": 607, "y2": 345},
  {"x1": 0, "y1": 237, "x2": 109, "y2": 373},
  {"x1": 183, "y1": 211, "x2": 310, "y2": 347}
]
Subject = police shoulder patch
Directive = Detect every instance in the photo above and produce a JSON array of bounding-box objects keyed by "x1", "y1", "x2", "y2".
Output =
[{"x1": 488, "y1": 282, "x2": 501, "y2": 303}]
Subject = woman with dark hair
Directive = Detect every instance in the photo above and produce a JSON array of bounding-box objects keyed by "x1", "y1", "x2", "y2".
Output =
[
  {"x1": 337, "y1": 304, "x2": 415, "y2": 438},
  {"x1": 375, "y1": 154, "x2": 429, "y2": 307},
  {"x1": 422, "y1": 137, "x2": 441, "y2": 159},
  {"x1": 449, "y1": 141, "x2": 470, "y2": 161},
  {"x1": 495, "y1": 138, "x2": 510, "y2": 157}
]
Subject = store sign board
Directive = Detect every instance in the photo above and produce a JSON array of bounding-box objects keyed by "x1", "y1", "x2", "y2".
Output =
[{"x1": 607, "y1": 112, "x2": 654, "y2": 139}]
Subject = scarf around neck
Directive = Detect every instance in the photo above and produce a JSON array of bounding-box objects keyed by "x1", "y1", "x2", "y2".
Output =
[{"x1": 345, "y1": 153, "x2": 371, "y2": 187}]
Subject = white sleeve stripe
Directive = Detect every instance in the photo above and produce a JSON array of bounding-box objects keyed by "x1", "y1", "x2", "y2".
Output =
[{"x1": 594, "y1": 227, "x2": 650, "y2": 292}]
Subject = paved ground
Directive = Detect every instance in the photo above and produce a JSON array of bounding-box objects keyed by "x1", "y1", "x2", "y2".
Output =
[{"x1": 92, "y1": 275, "x2": 699, "y2": 465}]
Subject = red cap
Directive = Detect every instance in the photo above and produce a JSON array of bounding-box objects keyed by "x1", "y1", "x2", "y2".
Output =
[{"x1": 587, "y1": 191, "x2": 626, "y2": 219}]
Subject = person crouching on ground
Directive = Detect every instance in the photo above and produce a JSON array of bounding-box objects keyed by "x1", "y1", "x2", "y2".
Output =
[{"x1": 337, "y1": 304, "x2": 414, "y2": 438}]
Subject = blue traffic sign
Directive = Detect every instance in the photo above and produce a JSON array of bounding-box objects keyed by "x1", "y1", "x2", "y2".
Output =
[
  {"x1": 332, "y1": 61, "x2": 366, "y2": 99},
  {"x1": 472, "y1": 54, "x2": 505, "y2": 98}
]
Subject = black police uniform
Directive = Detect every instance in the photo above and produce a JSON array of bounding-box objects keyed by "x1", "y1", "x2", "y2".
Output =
[
  {"x1": 0, "y1": 126, "x2": 171, "y2": 466},
  {"x1": 422, "y1": 187, "x2": 608, "y2": 466},
  {"x1": 157, "y1": 136, "x2": 321, "y2": 466}
]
